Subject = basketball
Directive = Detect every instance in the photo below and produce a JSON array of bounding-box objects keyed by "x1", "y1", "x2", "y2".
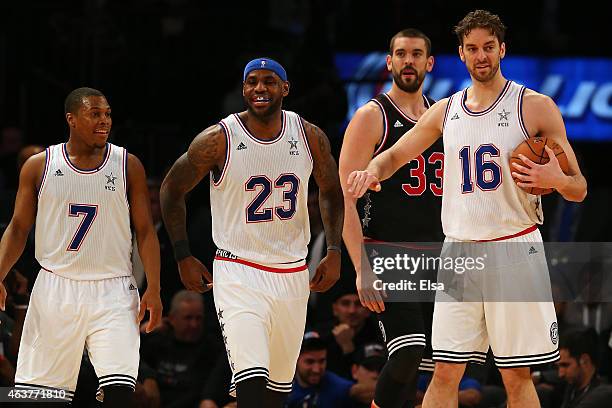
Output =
[{"x1": 510, "y1": 137, "x2": 569, "y2": 195}]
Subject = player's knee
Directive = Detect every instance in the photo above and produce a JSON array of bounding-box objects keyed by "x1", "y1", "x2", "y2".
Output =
[
  {"x1": 499, "y1": 367, "x2": 532, "y2": 390},
  {"x1": 431, "y1": 362, "x2": 465, "y2": 387},
  {"x1": 385, "y1": 346, "x2": 424, "y2": 381},
  {"x1": 101, "y1": 384, "x2": 134, "y2": 407}
]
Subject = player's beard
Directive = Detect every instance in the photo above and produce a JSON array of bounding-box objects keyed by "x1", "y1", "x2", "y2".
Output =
[
  {"x1": 469, "y1": 57, "x2": 501, "y2": 83},
  {"x1": 392, "y1": 66, "x2": 425, "y2": 93},
  {"x1": 245, "y1": 95, "x2": 283, "y2": 121}
]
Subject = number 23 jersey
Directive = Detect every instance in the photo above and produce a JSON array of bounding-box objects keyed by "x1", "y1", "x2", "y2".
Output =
[
  {"x1": 35, "y1": 143, "x2": 132, "y2": 280},
  {"x1": 210, "y1": 111, "x2": 313, "y2": 265}
]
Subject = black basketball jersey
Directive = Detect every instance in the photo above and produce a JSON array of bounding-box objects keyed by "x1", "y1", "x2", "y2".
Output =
[{"x1": 358, "y1": 93, "x2": 444, "y2": 242}]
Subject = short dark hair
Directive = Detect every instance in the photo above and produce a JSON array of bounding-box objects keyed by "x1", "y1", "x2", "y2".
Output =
[
  {"x1": 64, "y1": 87, "x2": 106, "y2": 114},
  {"x1": 389, "y1": 28, "x2": 432, "y2": 57},
  {"x1": 559, "y1": 328, "x2": 599, "y2": 365},
  {"x1": 453, "y1": 9, "x2": 506, "y2": 46}
]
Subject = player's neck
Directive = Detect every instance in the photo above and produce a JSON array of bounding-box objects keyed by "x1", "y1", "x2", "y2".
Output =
[
  {"x1": 65, "y1": 137, "x2": 106, "y2": 157},
  {"x1": 241, "y1": 110, "x2": 283, "y2": 140},
  {"x1": 466, "y1": 74, "x2": 507, "y2": 109},
  {"x1": 387, "y1": 85, "x2": 427, "y2": 118}
]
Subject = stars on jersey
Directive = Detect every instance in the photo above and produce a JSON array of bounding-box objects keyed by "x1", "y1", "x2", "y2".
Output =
[
  {"x1": 105, "y1": 172, "x2": 117, "y2": 185},
  {"x1": 498, "y1": 109, "x2": 510, "y2": 127},
  {"x1": 288, "y1": 137, "x2": 300, "y2": 156},
  {"x1": 105, "y1": 172, "x2": 117, "y2": 192}
]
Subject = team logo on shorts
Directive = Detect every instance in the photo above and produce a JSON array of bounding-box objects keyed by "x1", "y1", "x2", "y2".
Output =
[
  {"x1": 378, "y1": 321, "x2": 387, "y2": 343},
  {"x1": 550, "y1": 322, "x2": 558, "y2": 345}
]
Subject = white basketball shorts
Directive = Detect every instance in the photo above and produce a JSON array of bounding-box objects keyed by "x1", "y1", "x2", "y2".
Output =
[
  {"x1": 15, "y1": 269, "x2": 140, "y2": 402},
  {"x1": 432, "y1": 228, "x2": 560, "y2": 368},
  {"x1": 213, "y1": 254, "x2": 309, "y2": 396}
]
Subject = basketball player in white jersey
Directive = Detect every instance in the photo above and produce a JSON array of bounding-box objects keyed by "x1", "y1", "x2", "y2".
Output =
[
  {"x1": 347, "y1": 10, "x2": 587, "y2": 408},
  {"x1": 160, "y1": 58, "x2": 344, "y2": 408},
  {"x1": 0, "y1": 87, "x2": 162, "y2": 406}
]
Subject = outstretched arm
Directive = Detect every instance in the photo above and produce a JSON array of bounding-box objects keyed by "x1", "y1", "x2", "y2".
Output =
[
  {"x1": 127, "y1": 153, "x2": 162, "y2": 332},
  {"x1": 303, "y1": 120, "x2": 344, "y2": 292},
  {"x1": 0, "y1": 153, "x2": 44, "y2": 310},
  {"x1": 513, "y1": 91, "x2": 587, "y2": 202},
  {"x1": 160, "y1": 125, "x2": 226, "y2": 292},
  {"x1": 347, "y1": 99, "x2": 447, "y2": 198}
]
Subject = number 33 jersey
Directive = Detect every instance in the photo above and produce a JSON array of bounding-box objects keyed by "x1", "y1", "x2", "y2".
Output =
[
  {"x1": 211, "y1": 111, "x2": 313, "y2": 265},
  {"x1": 35, "y1": 143, "x2": 132, "y2": 280}
]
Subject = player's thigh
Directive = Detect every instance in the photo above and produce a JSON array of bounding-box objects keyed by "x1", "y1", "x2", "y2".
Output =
[
  {"x1": 86, "y1": 276, "x2": 140, "y2": 390},
  {"x1": 268, "y1": 294, "x2": 309, "y2": 393},
  {"x1": 15, "y1": 271, "x2": 88, "y2": 395}
]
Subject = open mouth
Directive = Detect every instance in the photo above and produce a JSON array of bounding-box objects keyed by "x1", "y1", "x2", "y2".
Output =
[{"x1": 252, "y1": 96, "x2": 271, "y2": 106}]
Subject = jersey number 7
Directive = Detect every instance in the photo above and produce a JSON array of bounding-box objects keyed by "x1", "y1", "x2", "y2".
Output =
[{"x1": 67, "y1": 203, "x2": 99, "y2": 251}]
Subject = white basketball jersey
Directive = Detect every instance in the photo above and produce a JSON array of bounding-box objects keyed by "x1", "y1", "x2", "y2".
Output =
[
  {"x1": 441, "y1": 80, "x2": 543, "y2": 241},
  {"x1": 210, "y1": 111, "x2": 313, "y2": 265},
  {"x1": 35, "y1": 143, "x2": 132, "y2": 280}
]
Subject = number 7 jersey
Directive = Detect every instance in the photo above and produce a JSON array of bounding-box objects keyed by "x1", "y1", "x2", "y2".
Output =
[
  {"x1": 35, "y1": 143, "x2": 132, "y2": 280},
  {"x1": 210, "y1": 111, "x2": 313, "y2": 265},
  {"x1": 441, "y1": 80, "x2": 543, "y2": 241}
]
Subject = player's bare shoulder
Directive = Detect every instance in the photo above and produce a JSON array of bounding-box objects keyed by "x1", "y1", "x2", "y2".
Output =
[
  {"x1": 417, "y1": 97, "x2": 450, "y2": 132},
  {"x1": 344, "y1": 100, "x2": 386, "y2": 144},
  {"x1": 21, "y1": 150, "x2": 48, "y2": 190},
  {"x1": 187, "y1": 123, "x2": 227, "y2": 170},
  {"x1": 521, "y1": 88, "x2": 563, "y2": 135}
]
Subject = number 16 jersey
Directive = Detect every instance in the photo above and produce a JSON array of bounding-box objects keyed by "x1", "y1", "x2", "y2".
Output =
[
  {"x1": 35, "y1": 143, "x2": 132, "y2": 280},
  {"x1": 441, "y1": 80, "x2": 543, "y2": 241},
  {"x1": 210, "y1": 111, "x2": 313, "y2": 265}
]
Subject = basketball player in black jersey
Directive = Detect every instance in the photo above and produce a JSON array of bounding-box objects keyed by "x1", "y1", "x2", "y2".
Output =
[{"x1": 339, "y1": 29, "x2": 443, "y2": 408}]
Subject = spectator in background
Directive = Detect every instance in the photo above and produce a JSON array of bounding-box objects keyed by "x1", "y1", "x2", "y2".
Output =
[
  {"x1": 316, "y1": 287, "x2": 381, "y2": 378},
  {"x1": 349, "y1": 343, "x2": 385, "y2": 408},
  {"x1": 286, "y1": 331, "x2": 354, "y2": 408},
  {"x1": 558, "y1": 328, "x2": 612, "y2": 408},
  {"x1": 141, "y1": 290, "x2": 218, "y2": 408},
  {"x1": 0, "y1": 268, "x2": 30, "y2": 386}
]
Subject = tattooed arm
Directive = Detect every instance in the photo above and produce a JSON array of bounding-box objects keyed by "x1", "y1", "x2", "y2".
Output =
[
  {"x1": 303, "y1": 119, "x2": 344, "y2": 292},
  {"x1": 160, "y1": 124, "x2": 227, "y2": 292}
]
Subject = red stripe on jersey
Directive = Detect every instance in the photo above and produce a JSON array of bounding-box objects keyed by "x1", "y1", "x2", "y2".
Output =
[
  {"x1": 476, "y1": 224, "x2": 537, "y2": 242},
  {"x1": 214, "y1": 256, "x2": 307, "y2": 273}
]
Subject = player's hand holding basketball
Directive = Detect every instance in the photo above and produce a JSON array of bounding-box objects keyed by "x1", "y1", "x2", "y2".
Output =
[
  {"x1": 178, "y1": 256, "x2": 213, "y2": 293},
  {"x1": 310, "y1": 249, "x2": 341, "y2": 292},
  {"x1": 347, "y1": 170, "x2": 381, "y2": 198},
  {"x1": 139, "y1": 288, "x2": 163, "y2": 333},
  {"x1": 512, "y1": 145, "x2": 570, "y2": 191}
]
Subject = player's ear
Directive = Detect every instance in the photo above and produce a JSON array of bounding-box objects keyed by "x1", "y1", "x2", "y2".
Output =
[
  {"x1": 66, "y1": 112, "x2": 76, "y2": 128},
  {"x1": 386, "y1": 54, "x2": 392, "y2": 72},
  {"x1": 458, "y1": 45, "x2": 465, "y2": 62},
  {"x1": 242, "y1": 82, "x2": 246, "y2": 97},
  {"x1": 426, "y1": 55, "x2": 435, "y2": 73},
  {"x1": 282, "y1": 81, "x2": 290, "y2": 97},
  {"x1": 500, "y1": 42, "x2": 506, "y2": 59}
]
